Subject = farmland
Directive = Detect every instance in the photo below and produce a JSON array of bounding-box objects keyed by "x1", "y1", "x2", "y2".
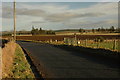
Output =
[
  {"x1": 77, "y1": 40, "x2": 120, "y2": 52},
  {"x1": 17, "y1": 34, "x2": 119, "y2": 52},
  {"x1": 2, "y1": 34, "x2": 120, "y2": 52},
  {"x1": 15, "y1": 34, "x2": 119, "y2": 41}
]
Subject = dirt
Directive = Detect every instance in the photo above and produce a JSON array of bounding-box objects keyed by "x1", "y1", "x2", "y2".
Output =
[{"x1": 2, "y1": 41, "x2": 16, "y2": 78}]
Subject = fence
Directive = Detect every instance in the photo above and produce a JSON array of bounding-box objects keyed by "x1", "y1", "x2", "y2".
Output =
[
  {"x1": 64, "y1": 38, "x2": 119, "y2": 52},
  {"x1": 64, "y1": 38, "x2": 77, "y2": 46},
  {"x1": 3, "y1": 35, "x2": 119, "y2": 52}
]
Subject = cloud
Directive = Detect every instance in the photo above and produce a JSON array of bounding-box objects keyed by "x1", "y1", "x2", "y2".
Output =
[
  {"x1": 2, "y1": 3, "x2": 105, "y2": 22},
  {"x1": 2, "y1": 7, "x2": 13, "y2": 18},
  {"x1": 17, "y1": 3, "x2": 69, "y2": 14},
  {"x1": 44, "y1": 12, "x2": 105, "y2": 22},
  {"x1": 2, "y1": 2, "x2": 118, "y2": 31},
  {"x1": 17, "y1": 8, "x2": 46, "y2": 16},
  {"x1": 2, "y1": 2, "x2": 117, "y2": 19},
  {"x1": 2, "y1": 6, "x2": 46, "y2": 18},
  {"x1": 62, "y1": 19, "x2": 117, "y2": 28},
  {"x1": 31, "y1": 21, "x2": 46, "y2": 23}
]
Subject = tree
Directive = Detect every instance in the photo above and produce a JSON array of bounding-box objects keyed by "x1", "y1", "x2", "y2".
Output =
[
  {"x1": 97, "y1": 28, "x2": 101, "y2": 32},
  {"x1": 116, "y1": 28, "x2": 120, "y2": 33},
  {"x1": 46, "y1": 30, "x2": 55, "y2": 34},
  {"x1": 31, "y1": 26, "x2": 35, "y2": 35},
  {"x1": 32, "y1": 26, "x2": 35, "y2": 30},
  {"x1": 31, "y1": 26, "x2": 55, "y2": 35},
  {"x1": 92, "y1": 28, "x2": 95, "y2": 33},
  {"x1": 31, "y1": 26, "x2": 39, "y2": 35},
  {"x1": 79, "y1": 28, "x2": 85, "y2": 33},
  {"x1": 100, "y1": 27, "x2": 105, "y2": 32},
  {"x1": 109, "y1": 26, "x2": 115, "y2": 32},
  {"x1": 39, "y1": 28, "x2": 42, "y2": 31}
]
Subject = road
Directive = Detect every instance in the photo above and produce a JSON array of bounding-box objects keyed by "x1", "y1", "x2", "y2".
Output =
[{"x1": 18, "y1": 41, "x2": 120, "y2": 78}]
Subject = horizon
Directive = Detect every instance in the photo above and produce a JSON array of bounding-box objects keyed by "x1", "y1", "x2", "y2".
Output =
[
  {"x1": 1, "y1": 2, "x2": 118, "y2": 31},
  {"x1": 1, "y1": 26, "x2": 118, "y2": 32}
]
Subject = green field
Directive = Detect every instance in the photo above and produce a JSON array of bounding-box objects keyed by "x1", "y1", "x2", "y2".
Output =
[
  {"x1": 78, "y1": 40, "x2": 119, "y2": 52},
  {"x1": 49, "y1": 40, "x2": 119, "y2": 52}
]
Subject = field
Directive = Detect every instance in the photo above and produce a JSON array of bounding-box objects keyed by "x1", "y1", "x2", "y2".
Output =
[
  {"x1": 3, "y1": 34, "x2": 120, "y2": 52},
  {"x1": 55, "y1": 32, "x2": 119, "y2": 35},
  {"x1": 77, "y1": 40, "x2": 119, "y2": 52},
  {"x1": 15, "y1": 34, "x2": 120, "y2": 41}
]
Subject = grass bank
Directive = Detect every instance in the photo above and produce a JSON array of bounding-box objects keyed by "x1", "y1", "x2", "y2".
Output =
[
  {"x1": 10, "y1": 44, "x2": 35, "y2": 78},
  {"x1": 2, "y1": 42, "x2": 16, "y2": 78}
]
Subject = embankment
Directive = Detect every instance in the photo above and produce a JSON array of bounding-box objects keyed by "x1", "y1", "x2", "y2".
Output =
[
  {"x1": 2, "y1": 41, "x2": 35, "y2": 78},
  {"x1": 2, "y1": 41, "x2": 16, "y2": 78}
]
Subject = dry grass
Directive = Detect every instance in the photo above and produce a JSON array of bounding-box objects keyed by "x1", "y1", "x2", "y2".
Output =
[
  {"x1": 2, "y1": 42, "x2": 34, "y2": 78},
  {"x1": 56, "y1": 32, "x2": 119, "y2": 35},
  {"x1": 2, "y1": 41, "x2": 16, "y2": 78}
]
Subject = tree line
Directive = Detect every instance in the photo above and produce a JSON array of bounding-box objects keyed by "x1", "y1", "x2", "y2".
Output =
[
  {"x1": 31, "y1": 27, "x2": 55, "y2": 35},
  {"x1": 79, "y1": 26, "x2": 120, "y2": 33}
]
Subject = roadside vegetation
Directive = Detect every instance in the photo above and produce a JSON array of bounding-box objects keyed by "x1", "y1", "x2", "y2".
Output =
[
  {"x1": 46, "y1": 37, "x2": 119, "y2": 52},
  {"x1": 1, "y1": 39, "x2": 9, "y2": 48},
  {"x1": 11, "y1": 44, "x2": 34, "y2": 78},
  {"x1": 2, "y1": 42, "x2": 34, "y2": 78},
  {"x1": 2, "y1": 42, "x2": 16, "y2": 78},
  {"x1": 79, "y1": 40, "x2": 119, "y2": 51}
]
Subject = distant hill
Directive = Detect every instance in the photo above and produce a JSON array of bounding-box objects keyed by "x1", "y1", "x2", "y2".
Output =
[
  {"x1": 1, "y1": 31, "x2": 31, "y2": 36},
  {"x1": 54, "y1": 29, "x2": 79, "y2": 32}
]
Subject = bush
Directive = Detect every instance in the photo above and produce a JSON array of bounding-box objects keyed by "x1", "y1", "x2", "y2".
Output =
[{"x1": 2, "y1": 39, "x2": 9, "y2": 48}]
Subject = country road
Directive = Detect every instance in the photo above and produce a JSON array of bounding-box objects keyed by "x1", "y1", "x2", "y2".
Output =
[{"x1": 17, "y1": 41, "x2": 120, "y2": 78}]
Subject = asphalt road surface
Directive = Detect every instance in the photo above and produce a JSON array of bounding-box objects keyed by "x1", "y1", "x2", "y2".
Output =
[{"x1": 18, "y1": 41, "x2": 120, "y2": 78}]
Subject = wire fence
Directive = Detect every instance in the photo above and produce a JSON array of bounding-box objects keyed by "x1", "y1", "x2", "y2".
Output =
[
  {"x1": 63, "y1": 38, "x2": 119, "y2": 52},
  {"x1": 79, "y1": 40, "x2": 119, "y2": 51},
  {"x1": 7, "y1": 35, "x2": 119, "y2": 52}
]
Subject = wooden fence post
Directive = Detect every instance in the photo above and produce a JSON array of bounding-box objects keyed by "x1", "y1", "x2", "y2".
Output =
[
  {"x1": 113, "y1": 40, "x2": 116, "y2": 50},
  {"x1": 85, "y1": 39, "x2": 87, "y2": 47},
  {"x1": 97, "y1": 42, "x2": 100, "y2": 48},
  {"x1": 50, "y1": 39, "x2": 52, "y2": 43}
]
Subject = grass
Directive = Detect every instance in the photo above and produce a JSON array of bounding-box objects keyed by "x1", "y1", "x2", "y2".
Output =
[
  {"x1": 11, "y1": 44, "x2": 35, "y2": 78},
  {"x1": 48, "y1": 40, "x2": 119, "y2": 52},
  {"x1": 79, "y1": 40, "x2": 119, "y2": 52}
]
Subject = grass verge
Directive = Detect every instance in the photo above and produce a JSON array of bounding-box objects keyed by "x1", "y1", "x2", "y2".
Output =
[{"x1": 11, "y1": 44, "x2": 35, "y2": 78}]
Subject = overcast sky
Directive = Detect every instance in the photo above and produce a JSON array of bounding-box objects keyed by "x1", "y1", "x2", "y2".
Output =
[
  {"x1": 2, "y1": 0, "x2": 119, "y2": 2},
  {"x1": 1, "y1": 2, "x2": 118, "y2": 31}
]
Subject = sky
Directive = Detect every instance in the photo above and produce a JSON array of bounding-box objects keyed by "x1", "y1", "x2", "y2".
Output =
[
  {"x1": 1, "y1": 1, "x2": 119, "y2": 31},
  {"x1": 2, "y1": 0, "x2": 119, "y2": 2}
]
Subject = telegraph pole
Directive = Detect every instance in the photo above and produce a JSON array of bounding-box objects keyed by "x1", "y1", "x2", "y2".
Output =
[{"x1": 13, "y1": 0, "x2": 16, "y2": 42}]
